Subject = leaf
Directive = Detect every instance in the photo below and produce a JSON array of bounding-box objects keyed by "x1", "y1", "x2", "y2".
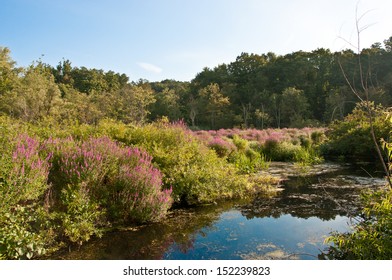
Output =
[{"x1": 26, "y1": 252, "x2": 33, "y2": 259}]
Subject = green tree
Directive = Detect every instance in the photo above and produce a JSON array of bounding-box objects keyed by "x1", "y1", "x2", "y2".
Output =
[
  {"x1": 199, "y1": 83, "x2": 230, "y2": 129},
  {"x1": 150, "y1": 87, "x2": 182, "y2": 121},
  {"x1": 280, "y1": 87, "x2": 310, "y2": 127},
  {"x1": 59, "y1": 85, "x2": 103, "y2": 124},
  {"x1": 0, "y1": 47, "x2": 20, "y2": 97},
  {"x1": 0, "y1": 64, "x2": 62, "y2": 121},
  {"x1": 115, "y1": 84, "x2": 156, "y2": 124}
]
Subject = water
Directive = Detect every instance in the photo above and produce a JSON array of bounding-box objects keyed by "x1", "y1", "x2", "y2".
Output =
[
  {"x1": 164, "y1": 211, "x2": 350, "y2": 260},
  {"x1": 50, "y1": 163, "x2": 387, "y2": 260}
]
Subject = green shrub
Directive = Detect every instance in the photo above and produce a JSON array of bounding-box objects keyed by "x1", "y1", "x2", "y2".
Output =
[
  {"x1": 263, "y1": 140, "x2": 301, "y2": 162},
  {"x1": 232, "y1": 134, "x2": 248, "y2": 151},
  {"x1": 48, "y1": 136, "x2": 172, "y2": 224},
  {"x1": 323, "y1": 102, "x2": 392, "y2": 162},
  {"x1": 0, "y1": 205, "x2": 49, "y2": 259},
  {"x1": 311, "y1": 130, "x2": 325, "y2": 145},
  {"x1": 59, "y1": 186, "x2": 104, "y2": 245},
  {"x1": 293, "y1": 147, "x2": 323, "y2": 166},
  {"x1": 299, "y1": 135, "x2": 311, "y2": 148},
  {"x1": 0, "y1": 133, "x2": 53, "y2": 259},
  {"x1": 228, "y1": 148, "x2": 269, "y2": 174},
  {"x1": 99, "y1": 121, "x2": 250, "y2": 204},
  {"x1": 323, "y1": 116, "x2": 392, "y2": 259},
  {"x1": 323, "y1": 189, "x2": 392, "y2": 259}
]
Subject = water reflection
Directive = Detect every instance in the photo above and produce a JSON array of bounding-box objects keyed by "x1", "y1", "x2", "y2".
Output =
[
  {"x1": 164, "y1": 211, "x2": 351, "y2": 260},
  {"x1": 50, "y1": 163, "x2": 386, "y2": 260},
  {"x1": 242, "y1": 163, "x2": 386, "y2": 221},
  {"x1": 49, "y1": 202, "x2": 237, "y2": 259}
]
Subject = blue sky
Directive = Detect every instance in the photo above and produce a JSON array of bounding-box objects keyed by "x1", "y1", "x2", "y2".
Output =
[{"x1": 1, "y1": 0, "x2": 392, "y2": 81}]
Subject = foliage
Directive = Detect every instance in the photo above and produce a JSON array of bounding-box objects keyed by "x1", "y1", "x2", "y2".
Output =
[
  {"x1": 47, "y1": 136, "x2": 172, "y2": 224},
  {"x1": 0, "y1": 64, "x2": 62, "y2": 122},
  {"x1": 323, "y1": 189, "x2": 392, "y2": 259},
  {"x1": 322, "y1": 102, "x2": 392, "y2": 162},
  {"x1": 198, "y1": 83, "x2": 230, "y2": 129},
  {"x1": 0, "y1": 133, "x2": 52, "y2": 259},
  {"x1": 0, "y1": 121, "x2": 173, "y2": 258},
  {"x1": 193, "y1": 127, "x2": 324, "y2": 168},
  {"x1": 58, "y1": 186, "x2": 104, "y2": 245},
  {"x1": 98, "y1": 119, "x2": 251, "y2": 205},
  {"x1": 207, "y1": 136, "x2": 237, "y2": 158},
  {"x1": 1, "y1": 134, "x2": 51, "y2": 206},
  {"x1": 323, "y1": 115, "x2": 392, "y2": 259},
  {"x1": 0, "y1": 205, "x2": 50, "y2": 259},
  {"x1": 3, "y1": 36, "x2": 392, "y2": 129}
]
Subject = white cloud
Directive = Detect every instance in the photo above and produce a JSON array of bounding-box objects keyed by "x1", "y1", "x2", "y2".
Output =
[{"x1": 137, "y1": 62, "x2": 163, "y2": 74}]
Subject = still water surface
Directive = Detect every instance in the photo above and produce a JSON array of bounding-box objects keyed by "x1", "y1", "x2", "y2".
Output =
[{"x1": 53, "y1": 163, "x2": 386, "y2": 260}]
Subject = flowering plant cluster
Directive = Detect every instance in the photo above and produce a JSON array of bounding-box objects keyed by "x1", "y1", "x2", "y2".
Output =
[
  {"x1": 1, "y1": 130, "x2": 173, "y2": 259},
  {"x1": 4, "y1": 134, "x2": 51, "y2": 206},
  {"x1": 48, "y1": 136, "x2": 172, "y2": 223},
  {"x1": 193, "y1": 127, "x2": 324, "y2": 145},
  {"x1": 207, "y1": 136, "x2": 237, "y2": 157}
]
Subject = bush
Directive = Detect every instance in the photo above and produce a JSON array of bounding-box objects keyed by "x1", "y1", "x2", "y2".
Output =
[
  {"x1": 323, "y1": 102, "x2": 392, "y2": 162},
  {"x1": 98, "y1": 120, "x2": 250, "y2": 204},
  {"x1": 293, "y1": 147, "x2": 323, "y2": 166},
  {"x1": 323, "y1": 189, "x2": 392, "y2": 259},
  {"x1": 228, "y1": 147, "x2": 269, "y2": 174},
  {"x1": 48, "y1": 136, "x2": 172, "y2": 225},
  {"x1": 2, "y1": 134, "x2": 51, "y2": 206},
  {"x1": 0, "y1": 133, "x2": 52, "y2": 259},
  {"x1": 263, "y1": 140, "x2": 300, "y2": 161},
  {"x1": 0, "y1": 205, "x2": 49, "y2": 260},
  {"x1": 232, "y1": 134, "x2": 248, "y2": 151},
  {"x1": 323, "y1": 116, "x2": 392, "y2": 259},
  {"x1": 208, "y1": 136, "x2": 236, "y2": 158},
  {"x1": 58, "y1": 186, "x2": 104, "y2": 245},
  {"x1": 1, "y1": 127, "x2": 173, "y2": 258}
]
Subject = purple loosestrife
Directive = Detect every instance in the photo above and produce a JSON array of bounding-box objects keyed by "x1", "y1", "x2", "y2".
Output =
[
  {"x1": 208, "y1": 136, "x2": 236, "y2": 158},
  {"x1": 193, "y1": 128, "x2": 324, "y2": 145},
  {"x1": 48, "y1": 136, "x2": 172, "y2": 223},
  {"x1": 7, "y1": 134, "x2": 50, "y2": 204}
]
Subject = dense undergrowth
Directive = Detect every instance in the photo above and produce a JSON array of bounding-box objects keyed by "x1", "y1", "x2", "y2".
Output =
[
  {"x1": 321, "y1": 106, "x2": 392, "y2": 260},
  {"x1": 321, "y1": 102, "x2": 392, "y2": 162},
  {"x1": 2, "y1": 117, "x2": 326, "y2": 259}
]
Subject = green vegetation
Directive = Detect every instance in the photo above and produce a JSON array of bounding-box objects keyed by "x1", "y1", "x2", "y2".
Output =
[
  {"x1": 1, "y1": 117, "x2": 278, "y2": 259},
  {"x1": 323, "y1": 189, "x2": 392, "y2": 259},
  {"x1": 1, "y1": 36, "x2": 392, "y2": 260},
  {"x1": 0, "y1": 120, "x2": 174, "y2": 259},
  {"x1": 97, "y1": 119, "x2": 252, "y2": 204},
  {"x1": 2, "y1": 37, "x2": 392, "y2": 129},
  {"x1": 321, "y1": 102, "x2": 392, "y2": 162},
  {"x1": 321, "y1": 110, "x2": 392, "y2": 260}
]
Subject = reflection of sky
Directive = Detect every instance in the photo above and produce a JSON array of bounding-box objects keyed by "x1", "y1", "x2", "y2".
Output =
[{"x1": 164, "y1": 210, "x2": 351, "y2": 260}]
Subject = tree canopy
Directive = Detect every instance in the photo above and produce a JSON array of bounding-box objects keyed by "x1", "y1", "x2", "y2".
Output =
[{"x1": 1, "y1": 37, "x2": 392, "y2": 128}]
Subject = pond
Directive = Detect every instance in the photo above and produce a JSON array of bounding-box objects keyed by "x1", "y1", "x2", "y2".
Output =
[{"x1": 50, "y1": 162, "x2": 387, "y2": 260}]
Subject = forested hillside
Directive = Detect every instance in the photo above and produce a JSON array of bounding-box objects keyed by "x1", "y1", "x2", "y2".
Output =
[{"x1": 1, "y1": 36, "x2": 392, "y2": 129}]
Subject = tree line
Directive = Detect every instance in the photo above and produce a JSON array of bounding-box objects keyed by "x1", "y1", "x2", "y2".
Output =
[{"x1": 1, "y1": 36, "x2": 392, "y2": 128}]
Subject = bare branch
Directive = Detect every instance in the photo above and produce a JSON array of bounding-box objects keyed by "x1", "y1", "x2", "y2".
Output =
[
  {"x1": 338, "y1": 2, "x2": 392, "y2": 189},
  {"x1": 337, "y1": 57, "x2": 363, "y2": 101}
]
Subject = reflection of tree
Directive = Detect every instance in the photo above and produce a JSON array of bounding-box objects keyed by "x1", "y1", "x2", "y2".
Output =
[
  {"x1": 240, "y1": 170, "x2": 379, "y2": 221},
  {"x1": 46, "y1": 201, "x2": 237, "y2": 260}
]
